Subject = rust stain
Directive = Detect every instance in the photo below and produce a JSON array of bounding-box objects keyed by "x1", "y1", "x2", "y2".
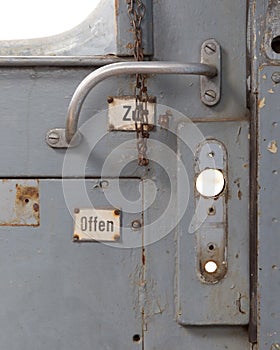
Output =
[
  {"x1": 238, "y1": 190, "x2": 243, "y2": 200},
  {"x1": 142, "y1": 247, "x2": 146, "y2": 265},
  {"x1": 234, "y1": 178, "x2": 242, "y2": 200},
  {"x1": 115, "y1": 0, "x2": 119, "y2": 16},
  {"x1": 126, "y1": 42, "x2": 134, "y2": 49},
  {"x1": 267, "y1": 140, "x2": 278, "y2": 153},
  {"x1": 13, "y1": 184, "x2": 40, "y2": 226},
  {"x1": 113, "y1": 233, "x2": 120, "y2": 240}
]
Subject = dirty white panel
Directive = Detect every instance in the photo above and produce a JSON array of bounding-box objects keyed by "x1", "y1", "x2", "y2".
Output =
[
  {"x1": 73, "y1": 208, "x2": 121, "y2": 241},
  {"x1": 0, "y1": 180, "x2": 39, "y2": 226},
  {"x1": 108, "y1": 96, "x2": 155, "y2": 131}
]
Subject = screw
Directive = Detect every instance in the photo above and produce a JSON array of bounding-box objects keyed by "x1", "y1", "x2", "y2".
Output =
[
  {"x1": 114, "y1": 209, "x2": 120, "y2": 216},
  {"x1": 73, "y1": 234, "x2": 80, "y2": 242},
  {"x1": 131, "y1": 220, "x2": 141, "y2": 230},
  {"x1": 272, "y1": 72, "x2": 280, "y2": 84},
  {"x1": 107, "y1": 96, "x2": 114, "y2": 103},
  {"x1": 74, "y1": 208, "x2": 80, "y2": 214},
  {"x1": 204, "y1": 90, "x2": 217, "y2": 103},
  {"x1": 271, "y1": 344, "x2": 280, "y2": 350},
  {"x1": 204, "y1": 42, "x2": 216, "y2": 55},
  {"x1": 47, "y1": 131, "x2": 60, "y2": 145}
]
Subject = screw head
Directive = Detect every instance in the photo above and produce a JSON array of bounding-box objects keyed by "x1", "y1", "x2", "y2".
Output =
[
  {"x1": 114, "y1": 209, "x2": 120, "y2": 216},
  {"x1": 204, "y1": 90, "x2": 217, "y2": 102},
  {"x1": 107, "y1": 96, "x2": 114, "y2": 103},
  {"x1": 272, "y1": 72, "x2": 280, "y2": 84},
  {"x1": 204, "y1": 43, "x2": 216, "y2": 55},
  {"x1": 131, "y1": 220, "x2": 141, "y2": 230},
  {"x1": 47, "y1": 131, "x2": 60, "y2": 145}
]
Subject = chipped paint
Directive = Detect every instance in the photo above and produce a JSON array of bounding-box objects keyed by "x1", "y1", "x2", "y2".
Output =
[
  {"x1": 268, "y1": 88, "x2": 274, "y2": 93},
  {"x1": 267, "y1": 140, "x2": 278, "y2": 153},
  {"x1": 0, "y1": 180, "x2": 39, "y2": 226},
  {"x1": 258, "y1": 97, "x2": 266, "y2": 109}
]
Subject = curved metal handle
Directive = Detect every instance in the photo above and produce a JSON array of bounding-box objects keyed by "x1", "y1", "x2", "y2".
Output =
[
  {"x1": 46, "y1": 40, "x2": 221, "y2": 148},
  {"x1": 66, "y1": 62, "x2": 216, "y2": 144}
]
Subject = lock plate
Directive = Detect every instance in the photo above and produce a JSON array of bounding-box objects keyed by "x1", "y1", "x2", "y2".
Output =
[{"x1": 176, "y1": 121, "x2": 249, "y2": 325}]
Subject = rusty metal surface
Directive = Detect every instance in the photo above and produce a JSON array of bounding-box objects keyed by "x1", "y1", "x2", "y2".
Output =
[
  {"x1": 115, "y1": 0, "x2": 153, "y2": 57},
  {"x1": 0, "y1": 180, "x2": 39, "y2": 226}
]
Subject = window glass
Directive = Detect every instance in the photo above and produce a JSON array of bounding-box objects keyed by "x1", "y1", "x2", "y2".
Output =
[{"x1": 0, "y1": 0, "x2": 101, "y2": 40}]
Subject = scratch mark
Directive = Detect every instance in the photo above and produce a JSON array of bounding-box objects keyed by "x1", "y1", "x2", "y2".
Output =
[{"x1": 235, "y1": 126, "x2": 242, "y2": 143}]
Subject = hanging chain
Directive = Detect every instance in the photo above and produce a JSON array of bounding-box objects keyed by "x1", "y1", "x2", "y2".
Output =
[{"x1": 127, "y1": 0, "x2": 149, "y2": 166}]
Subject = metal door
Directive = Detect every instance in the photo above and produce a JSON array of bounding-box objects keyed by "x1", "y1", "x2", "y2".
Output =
[{"x1": 0, "y1": 0, "x2": 278, "y2": 349}]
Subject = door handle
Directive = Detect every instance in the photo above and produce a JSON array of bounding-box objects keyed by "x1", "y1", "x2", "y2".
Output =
[{"x1": 46, "y1": 39, "x2": 221, "y2": 148}]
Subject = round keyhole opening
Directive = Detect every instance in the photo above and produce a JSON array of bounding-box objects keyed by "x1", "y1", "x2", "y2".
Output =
[
  {"x1": 196, "y1": 168, "x2": 225, "y2": 197},
  {"x1": 204, "y1": 260, "x2": 218, "y2": 273}
]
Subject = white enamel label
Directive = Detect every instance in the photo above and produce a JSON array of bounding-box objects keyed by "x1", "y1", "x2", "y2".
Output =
[
  {"x1": 108, "y1": 96, "x2": 155, "y2": 131},
  {"x1": 73, "y1": 208, "x2": 121, "y2": 242}
]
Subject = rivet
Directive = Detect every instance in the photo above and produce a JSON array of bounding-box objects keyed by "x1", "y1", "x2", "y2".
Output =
[{"x1": 131, "y1": 220, "x2": 141, "y2": 230}]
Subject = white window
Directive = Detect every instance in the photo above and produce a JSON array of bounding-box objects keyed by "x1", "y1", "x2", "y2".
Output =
[
  {"x1": 0, "y1": 0, "x2": 101, "y2": 40},
  {"x1": 0, "y1": 0, "x2": 116, "y2": 56}
]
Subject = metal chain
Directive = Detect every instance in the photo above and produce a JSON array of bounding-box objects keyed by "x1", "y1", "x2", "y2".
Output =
[{"x1": 127, "y1": 0, "x2": 149, "y2": 166}]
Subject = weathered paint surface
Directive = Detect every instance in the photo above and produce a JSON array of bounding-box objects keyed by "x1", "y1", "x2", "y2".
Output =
[{"x1": 0, "y1": 180, "x2": 39, "y2": 226}]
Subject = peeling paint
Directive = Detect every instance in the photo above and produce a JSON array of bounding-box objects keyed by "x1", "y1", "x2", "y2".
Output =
[
  {"x1": 267, "y1": 140, "x2": 278, "y2": 153},
  {"x1": 0, "y1": 180, "x2": 39, "y2": 226},
  {"x1": 258, "y1": 97, "x2": 266, "y2": 109}
]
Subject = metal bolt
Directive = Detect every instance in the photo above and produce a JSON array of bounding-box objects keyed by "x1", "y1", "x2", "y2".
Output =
[
  {"x1": 272, "y1": 72, "x2": 280, "y2": 84},
  {"x1": 271, "y1": 344, "x2": 280, "y2": 350},
  {"x1": 107, "y1": 96, "x2": 114, "y2": 103},
  {"x1": 204, "y1": 90, "x2": 217, "y2": 103},
  {"x1": 204, "y1": 42, "x2": 216, "y2": 55},
  {"x1": 47, "y1": 131, "x2": 60, "y2": 145},
  {"x1": 131, "y1": 220, "x2": 141, "y2": 230}
]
